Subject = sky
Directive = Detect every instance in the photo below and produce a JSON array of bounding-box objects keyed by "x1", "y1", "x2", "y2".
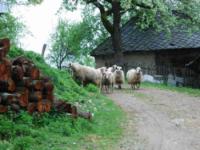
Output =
[{"x1": 11, "y1": 0, "x2": 82, "y2": 55}]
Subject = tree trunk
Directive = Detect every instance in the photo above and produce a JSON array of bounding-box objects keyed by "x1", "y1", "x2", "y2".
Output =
[{"x1": 112, "y1": 0, "x2": 123, "y2": 66}]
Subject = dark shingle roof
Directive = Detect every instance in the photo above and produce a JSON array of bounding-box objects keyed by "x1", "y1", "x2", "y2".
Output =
[{"x1": 91, "y1": 19, "x2": 200, "y2": 56}]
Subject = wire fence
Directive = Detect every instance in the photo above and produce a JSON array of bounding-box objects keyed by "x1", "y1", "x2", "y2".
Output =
[{"x1": 123, "y1": 64, "x2": 200, "y2": 88}]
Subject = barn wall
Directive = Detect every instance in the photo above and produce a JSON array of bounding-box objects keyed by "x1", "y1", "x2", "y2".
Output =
[
  {"x1": 94, "y1": 52, "x2": 156, "y2": 69},
  {"x1": 95, "y1": 55, "x2": 115, "y2": 68},
  {"x1": 124, "y1": 52, "x2": 156, "y2": 67},
  {"x1": 155, "y1": 49, "x2": 200, "y2": 67}
]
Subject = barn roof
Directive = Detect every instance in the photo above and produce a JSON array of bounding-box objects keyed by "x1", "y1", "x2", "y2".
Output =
[{"x1": 91, "y1": 19, "x2": 200, "y2": 56}]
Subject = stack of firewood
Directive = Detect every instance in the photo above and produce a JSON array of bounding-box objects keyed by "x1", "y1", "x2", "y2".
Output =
[
  {"x1": 0, "y1": 38, "x2": 53, "y2": 113},
  {"x1": 0, "y1": 38, "x2": 92, "y2": 120}
]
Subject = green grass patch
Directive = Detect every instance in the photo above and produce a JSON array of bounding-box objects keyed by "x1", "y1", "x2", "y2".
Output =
[
  {"x1": 141, "y1": 82, "x2": 200, "y2": 97},
  {"x1": 0, "y1": 47, "x2": 125, "y2": 149}
]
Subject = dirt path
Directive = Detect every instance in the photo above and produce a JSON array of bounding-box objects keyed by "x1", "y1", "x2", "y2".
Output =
[{"x1": 107, "y1": 88, "x2": 200, "y2": 150}]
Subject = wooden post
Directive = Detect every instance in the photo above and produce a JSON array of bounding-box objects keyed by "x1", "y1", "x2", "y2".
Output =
[{"x1": 41, "y1": 44, "x2": 47, "y2": 58}]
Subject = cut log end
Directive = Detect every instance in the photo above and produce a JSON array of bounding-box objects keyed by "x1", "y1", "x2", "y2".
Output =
[
  {"x1": 37, "y1": 100, "x2": 52, "y2": 113},
  {"x1": 27, "y1": 103, "x2": 36, "y2": 114},
  {"x1": 0, "y1": 105, "x2": 8, "y2": 113}
]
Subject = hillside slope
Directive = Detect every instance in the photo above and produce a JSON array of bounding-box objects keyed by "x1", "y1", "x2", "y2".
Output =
[{"x1": 0, "y1": 47, "x2": 124, "y2": 150}]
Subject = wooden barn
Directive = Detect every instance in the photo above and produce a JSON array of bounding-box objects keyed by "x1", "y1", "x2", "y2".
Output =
[{"x1": 91, "y1": 19, "x2": 200, "y2": 87}]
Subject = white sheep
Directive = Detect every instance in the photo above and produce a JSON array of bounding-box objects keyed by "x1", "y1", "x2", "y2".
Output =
[
  {"x1": 107, "y1": 64, "x2": 118, "y2": 73},
  {"x1": 97, "y1": 66, "x2": 107, "y2": 74},
  {"x1": 69, "y1": 63, "x2": 102, "y2": 88},
  {"x1": 126, "y1": 67, "x2": 143, "y2": 89},
  {"x1": 101, "y1": 70, "x2": 114, "y2": 93},
  {"x1": 113, "y1": 66, "x2": 125, "y2": 89}
]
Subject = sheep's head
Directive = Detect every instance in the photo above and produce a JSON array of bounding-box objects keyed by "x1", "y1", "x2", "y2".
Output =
[
  {"x1": 136, "y1": 67, "x2": 142, "y2": 74},
  {"x1": 115, "y1": 68, "x2": 123, "y2": 76},
  {"x1": 99, "y1": 67, "x2": 107, "y2": 74},
  {"x1": 103, "y1": 71, "x2": 113, "y2": 82},
  {"x1": 116, "y1": 66, "x2": 122, "y2": 70},
  {"x1": 111, "y1": 64, "x2": 119, "y2": 72},
  {"x1": 102, "y1": 72, "x2": 108, "y2": 80},
  {"x1": 68, "y1": 62, "x2": 80, "y2": 73}
]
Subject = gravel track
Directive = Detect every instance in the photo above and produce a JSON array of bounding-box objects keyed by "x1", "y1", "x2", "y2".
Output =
[{"x1": 107, "y1": 88, "x2": 200, "y2": 150}]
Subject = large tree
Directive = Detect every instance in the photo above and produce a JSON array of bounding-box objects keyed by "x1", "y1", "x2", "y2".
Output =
[
  {"x1": 48, "y1": 17, "x2": 103, "y2": 69},
  {"x1": 63, "y1": 0, "x2": 200, "y2": 65},
  {"x1": 5, "y1": 0, "x2": 43, "y2": 5},
  {"x1": 0, "y1": 0, "x2": 43, "y2": 42}
]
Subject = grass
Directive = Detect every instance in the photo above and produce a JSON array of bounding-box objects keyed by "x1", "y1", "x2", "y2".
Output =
[
  {"x1": 0, "y1": 46, "x2": 125, "y2": 150},
  {"x1": 141, "y1": 82, "x2": 200, "y2": 97}
]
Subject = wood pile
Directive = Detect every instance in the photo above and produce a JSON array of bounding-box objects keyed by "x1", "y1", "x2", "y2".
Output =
[{"x1": 0, "y1": 38, "x2": 92, "y2": 120}]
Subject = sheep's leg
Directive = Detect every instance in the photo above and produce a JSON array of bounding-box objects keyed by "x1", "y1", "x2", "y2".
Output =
[
  {"x1": 133, "y1": 84, "x2": 136, "y2": 90},
  {"x1": 137, "y1": 83, "x2": 140, "y2": 89},
  {"x1": 99, "y1": 82, "x2": 102, "y2": 93},
  {"x1": 101, "y1": 85, "x2": 105, "y2": 93},
  {"x1": 111, "y1": 83, "x2": 114, "y2": 93},
  {"x1": 104, "y1": 85, "x2": 106, "y2": 93},
  {"x1": 81, "y1": 80, "x2": 84, "y2": 87}
]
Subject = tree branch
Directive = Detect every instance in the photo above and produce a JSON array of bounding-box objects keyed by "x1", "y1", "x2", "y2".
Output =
[
  {"x1": 105, "y1": 8, "x2": 113, "y2": 16},
  {"x1": 172, "y1": 10, "x2": 193, "y2": 20},
  {"x1": 135, "y1": 3, "x2": 154, "y2": 9},
  {"x1": 105, "y1": 0, "x2": 112, "y2": 4},
  {"x1": 91, "y1": 1, "x2": 114, "y2": 34}
]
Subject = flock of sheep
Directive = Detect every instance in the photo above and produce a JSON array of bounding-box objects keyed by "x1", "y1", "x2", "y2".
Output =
[{"x1": 69, "y1": 63, "x2": 143, "y2": 93}]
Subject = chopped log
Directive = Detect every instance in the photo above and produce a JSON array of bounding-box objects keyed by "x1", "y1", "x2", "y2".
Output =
[
  {"x1": 40, "y1": 76, "x2": 51, "y2": 82},
  {"x1": 37, "y1": 99, "x2": 52, "y2": 113},
  {"x1": 78, "y1": 112, "x2": 92, "y2": 120},
  {"x1": 0, "y1": 79, "x2": 16, "y2": 92},
  {"x1": 53, "y1": 101, "x2": 75, "y2": 112},
  {"x1": 29, "y1": 91, "x2": 42, "y2": 102},
  {"x1": 0, "y1": 58, "x2": 11, "y2": 76},
  {"x1": 0, "y1": 93, "x2": 16, "y2": 105},
  {"x1": 12, "y1": 56, "x2": 34, "y2": 66},
  {"x1": 0, "y1": 105, "x2": 8, "y2": 113},
  {"x1": 7, "y1": 97, "x2": 18, "y2": 104},
  {"x1": 53, "y1": 101, "x2": 71, "y2": 113},
  {"x1": 30, "y1": 66, "x2": 40, "y2": 80},
  {"x1": 8, "y1": 79, "x2": 16, "y2": 92},
  {"x1": 11, "y1": 65, "x2": 24, "y2": 81},
  {"x1": 10, "y1": 103, "x2": 20, "y2": 112},
  {"x1": 43, "y1": 92, "x2": 54, "y2": 102},
  {"x1": 71, "y1": 106, "x2": 78, "y2": 118},
  {"x1": 0, "y1": 38, "x2": 10, "y2": 59},
  {"x1": 16, "y1": 77, "x2": 31, "y2": 87},
  {"x1": 17, "y1": 89, "x2": 29, "y2": 107},
  {"x1": 22, "y1": 65, "x2": 40, "y2": 80},
  {"x1": 43, "y1": 81, "x2": 54, "y2": 93},
  {"x1": 0, "y1": 80, "x2": 9, "y2": 92},
  {"x1": 27, "y1": 103, "x2": 36, "y2": 114},
  {"x1": 0, "y1": 73, "x2": 12, "y2": 81},
  {"x1": 22, "y1": 64, "x2": 32, "y2": 76},
  {"x1": 29, "y1": 80, "x2": 44, "y2": 91}
]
